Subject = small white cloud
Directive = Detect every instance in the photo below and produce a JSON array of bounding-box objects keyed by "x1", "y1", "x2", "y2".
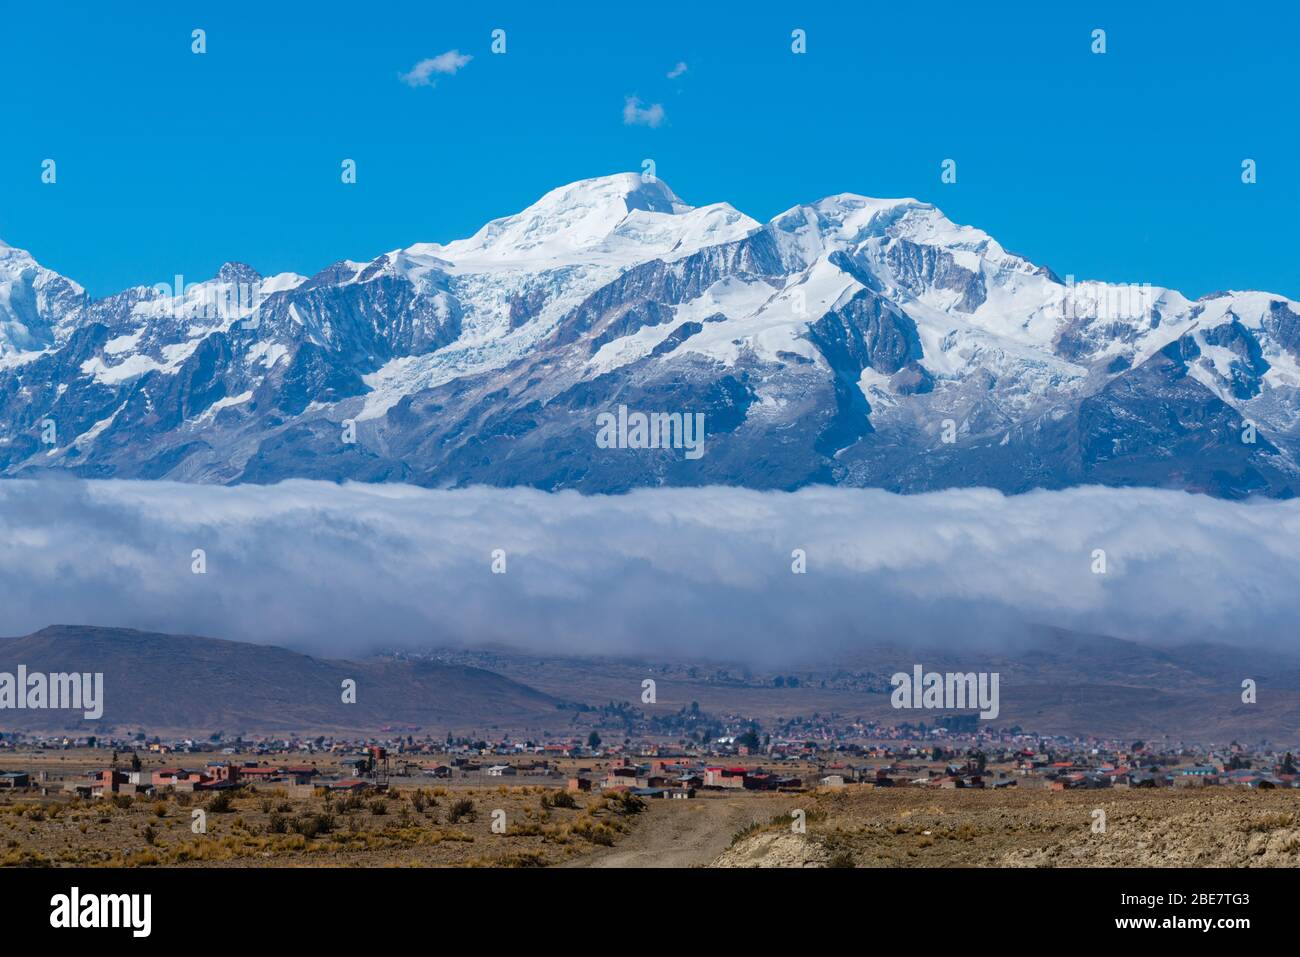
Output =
[
  {"x1": 666, "y1": 61, "x2": 688, "y2": 79},
  {"x1": 623, "y1": 95, "x2": 666, "y2": 128},
  {"x1": 400, "y1": 50, "x2": 473, "y2": 88}
]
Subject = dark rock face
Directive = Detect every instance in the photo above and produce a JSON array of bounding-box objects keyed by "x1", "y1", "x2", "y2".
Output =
[
  {"x1": 885, "y1": 237, "x2": 987, "y2": 312},
  {"x1": 1075, "y1": 350, "x2": 1286, "y2": 497},
  {"x1": 650, "y1": 321, "x2": 704, "y2": 357},
  {"x1": 555, "y1": 231, "x2": 786, "y2": 349},
  {"x1": 1264, "y1": 301, "x2": 1300, "y2": 361}
]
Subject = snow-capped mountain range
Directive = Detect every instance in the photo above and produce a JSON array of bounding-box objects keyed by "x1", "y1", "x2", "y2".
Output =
[{"x1": 3, "y1": 172, "x2": 1298, "y2": 497}]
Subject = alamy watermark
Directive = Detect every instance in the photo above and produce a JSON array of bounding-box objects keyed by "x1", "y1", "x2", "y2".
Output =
[
  {"x1": 1053, "y1": 274, "x2": 1155, "y2": 323},
  {"x1": 50, "y1": 887, "x2": 150, "y2": 937},
  {"x1": 595, "y1": 404, "x2": 706, "y2": 460},
  {"x1": 890, "y1": 664, "x2": 1000, "y2": 720},
  {"x1": 0, "y1": 666, "x2": 104, "y2": 719},
  {"x1": 151, "y1": 274, "x2": 265, "y2": 329}
]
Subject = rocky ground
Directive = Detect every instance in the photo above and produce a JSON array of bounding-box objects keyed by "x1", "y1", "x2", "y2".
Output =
[
  {"x1": 711, "y1": 786, "x2": 1300, "y2": 868},
  {"x1": 0, "y1": 784, "x2": 652, "y2": 868},
  {"x1": 7, "y1": 780, "x2": 1298, "y2": 868}
]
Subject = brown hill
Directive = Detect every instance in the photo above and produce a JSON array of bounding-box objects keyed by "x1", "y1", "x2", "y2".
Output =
[
  {"x1": 428, "y1": 627, "x2": 1300, "y2": 743},
  {"x1": 3, "y1": 625, "x2": 1297, "y2": 742},
  {"x1": 0, "y1": 625, "x2": 561, "y2": 735}
]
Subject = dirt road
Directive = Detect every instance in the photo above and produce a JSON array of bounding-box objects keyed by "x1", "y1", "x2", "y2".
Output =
[{"x1": 564, "y1": 793, "x2": 802, "y2": 868}]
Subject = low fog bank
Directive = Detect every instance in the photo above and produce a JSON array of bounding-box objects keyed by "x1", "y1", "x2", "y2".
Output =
[{"x1": 1, "y1": 479, "x2": 1297, "y2": 665}]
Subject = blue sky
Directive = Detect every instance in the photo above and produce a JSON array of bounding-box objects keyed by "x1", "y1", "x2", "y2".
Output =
[{"x1": 0, "y1": 1, "x2": 1295, "y2": 299}]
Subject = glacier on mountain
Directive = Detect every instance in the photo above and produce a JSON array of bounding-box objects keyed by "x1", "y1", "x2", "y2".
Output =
[{"x1": 1, "y1": 173, "x2": 1296, "y2": 499}]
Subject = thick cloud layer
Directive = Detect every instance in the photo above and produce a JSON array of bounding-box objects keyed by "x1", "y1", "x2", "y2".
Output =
[{"x1": 1, "y1": 479, "x2": 1297, "y2": 664}]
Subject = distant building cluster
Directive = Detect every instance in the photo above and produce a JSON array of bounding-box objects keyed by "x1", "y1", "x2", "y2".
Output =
[{"x1": 1, "y1": 728, "x2": 1296, "y2": 799}]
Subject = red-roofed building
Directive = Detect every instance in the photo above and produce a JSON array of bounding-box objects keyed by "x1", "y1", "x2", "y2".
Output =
[
  {"x1": 237, "y1": 766, "x2": 284, "y2": 781},
  {"x1": 704, "y1": 767, "x2": 747, "y2": 789}
]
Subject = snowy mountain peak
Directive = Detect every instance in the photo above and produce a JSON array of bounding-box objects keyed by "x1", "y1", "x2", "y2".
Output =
[
  {"x1": 0, "y1": 239, "x2": 35, "y2": 265},
  {"x1": 215, "y1": 262, "x2": 263, "y2": 284},
  {"x1": 0, "y1": 240, "x2": 86, "y2": 357},
  {"x1": 433, "y1": 173, "x2": 716, "y2": 264},
  {"x1": 532, "y1": 172, "x2": 690, "y2": 216}
]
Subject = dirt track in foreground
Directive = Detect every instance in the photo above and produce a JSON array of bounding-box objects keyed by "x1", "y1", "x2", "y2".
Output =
[{"x1": 565, "y1": 793, "x2": 802, "y2": 868}]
